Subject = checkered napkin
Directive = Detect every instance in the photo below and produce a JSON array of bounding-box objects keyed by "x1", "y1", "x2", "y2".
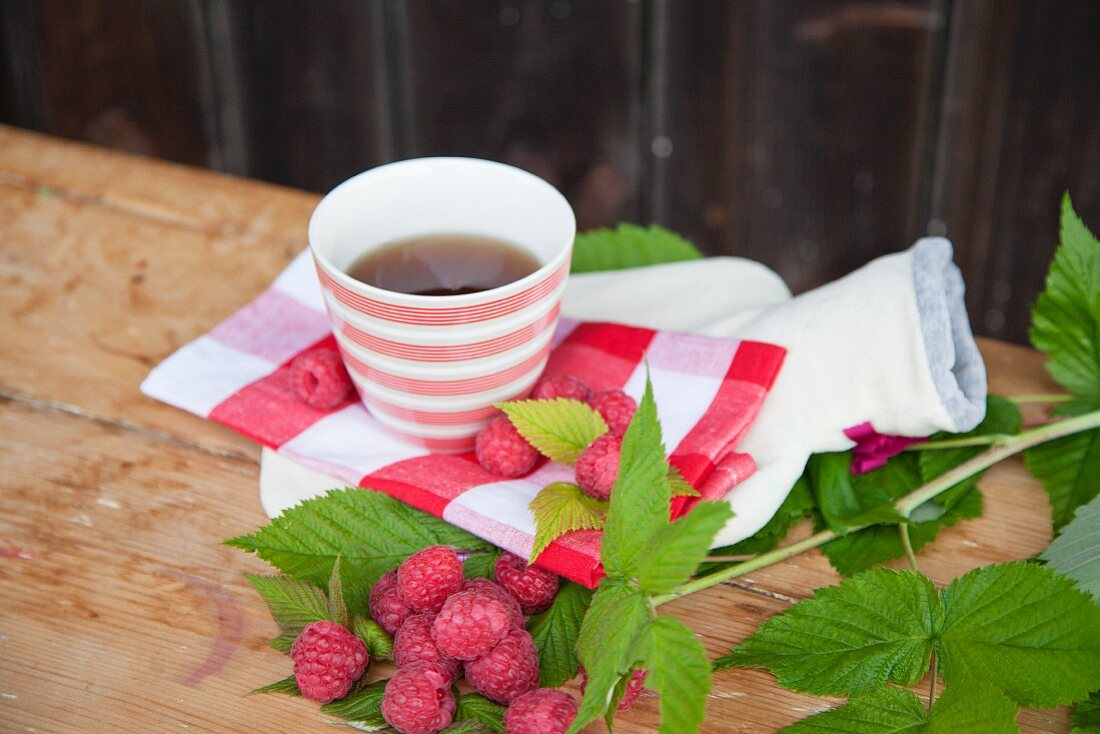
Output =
[{"x1": 142, "y1": 252, "x2": 786, "y2": 587}]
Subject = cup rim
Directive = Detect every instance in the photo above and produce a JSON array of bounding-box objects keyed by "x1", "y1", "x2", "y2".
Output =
[{"x1": 307, "y1": 157, "x2": 576, "y2": 308}]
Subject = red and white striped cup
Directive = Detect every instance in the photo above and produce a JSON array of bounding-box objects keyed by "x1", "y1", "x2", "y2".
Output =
[{"x1": 308, "y1": 158, "x2": 576, "y2": 452}]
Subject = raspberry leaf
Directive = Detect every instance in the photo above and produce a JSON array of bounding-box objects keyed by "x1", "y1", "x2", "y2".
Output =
[
  {"x1": 1025, "y1": 428, "x2": 1100, "y2": 530},
  {"x1": 644, "y1": 616, "x2": 712, "y2": 734},
  {"x1": 327, "y1": 556, "x2": 348, "y2": 628},
  {"x1": 528, "y1": 482, "x2": 607, "y2": 563},
  {"x1": 462, "y1": 548, "x2": 501, "y2": 580},
  {"x1": 454, "y1": 693, "x2": 505, "y2": 733},
  {"x1": 1029, "y1": 194, "x2": 1100, "y2": 407},
  {"x1": 937, "y1": 561, "x2": 1100, "y2": 707},
  {"x1": 497, "y1": 398, "x2": 608, "y2": 466},
  {"x1": 668, "y1": 466, "x2": 701, "y2": 497},
  {"x1": 352, "y1": 616, "x2": 393, "y2": 661},
  {"x1": 269, "y1": 632, "x2": 296, "y2": 653},
  {"x1": 1041, "y1": 493, "x2": 1100, "y2": 601},
  {"x1": 569, "y1": 580, "x2": 651, "y2": 733},
  {"x1": 227, "y1": 488, "x2": 492, "y2": 612},
  {"x1": 780, "y1": 684, "x2": 1018, "y2": 733},
  {"x1": 320, "y1": 679, "x2": 388, "y2": 727},
  {"x1": 811, "y1": 452, "x2": 909, "y2": 534},
  {"x1": 714, "y1": 568, "x2": 942, "y2": 694},
  {"x1": 245, "y1": 574, "x2": 330, "y2": 638},
  {"x1": 1073, "y1": 691, "x2": 1100, "y2": 732},
  {"x1": 571, "y1": 223, "x2": 702, "y2": 274},
  {"x1": 250, "y1": 676, "x2": 301, "y2": 697},
  {"x1": 440, "y1": 722, "x2": 497, "y2": 734},
  {"x1": 635, "y1": 501, "x2": 734, "y2": 595},
  {"x1": 527, "y1": 580, "x2": 593, "y2": 687},
  {"x1": 601, "y1": 376, "x2": 671, "y2": 578}
]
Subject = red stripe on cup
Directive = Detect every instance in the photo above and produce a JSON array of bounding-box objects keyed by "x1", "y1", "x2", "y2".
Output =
[
  {"x1": 359, "y1": 389, "x2": 529, "y2": 425},
  {"x1": 338, "y1": 303, "x2": 561, "y2": 362},
  {"x1": 340, "y1": 345, "x2": 551, "y2": 396},
  {"x1": 316, "y1": 260, "x2": 569, "y2": 325}
]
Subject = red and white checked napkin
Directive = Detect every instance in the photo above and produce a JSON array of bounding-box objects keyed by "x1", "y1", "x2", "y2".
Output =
[{"x1": 142, "y1": 252, "x2": 785, "y2": 587}]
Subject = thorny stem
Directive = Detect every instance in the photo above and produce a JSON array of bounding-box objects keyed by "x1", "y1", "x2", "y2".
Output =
[
  {"x1": 899, "y1": 522, "x2": 920, "y2": 573},
  {"x1": 654, "y1": 407, "x2": 1100, "y2": 606},
  {"x1": 904, "y1": 434, "x2": 1012, "y2": 452},
  {"x1": 704, "y1": 554, "x2": 756, "y2": 563},
  {"x1": 928, "y1": 652, "x2": 938, "y2": 711},
  {"x1": 1011, "y1": 393, "x2": 1073, "y2": 404}
]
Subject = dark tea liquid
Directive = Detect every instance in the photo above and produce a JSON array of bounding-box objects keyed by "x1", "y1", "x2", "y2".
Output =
[{"x1": 346, "y1": 233, "x2": 541, "y2": 296}]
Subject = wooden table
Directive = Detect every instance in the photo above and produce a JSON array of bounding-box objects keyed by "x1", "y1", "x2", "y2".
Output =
[{"x1": 0, "y1": 126, "x2": 1070, "y2": 733}]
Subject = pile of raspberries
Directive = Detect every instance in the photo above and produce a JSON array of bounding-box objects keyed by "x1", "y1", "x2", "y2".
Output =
[
  {"x1": 289, "y1": 545, "x2": 643, "y2": 734},
  {"x1": 475, "y1": 373, "x2": 638, "y2": 500}
]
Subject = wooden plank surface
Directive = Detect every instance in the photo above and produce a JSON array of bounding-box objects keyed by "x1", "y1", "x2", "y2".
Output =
[{"x1": 0, "y1": 128, "x2": 1071, "y2": 732}]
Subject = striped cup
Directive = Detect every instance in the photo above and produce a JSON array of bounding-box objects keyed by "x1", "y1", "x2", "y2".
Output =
[{"x1": 308, "y1": 158, "x2": 576, "y2": 452}]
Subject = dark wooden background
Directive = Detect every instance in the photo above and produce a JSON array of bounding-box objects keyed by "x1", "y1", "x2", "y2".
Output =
[{"x1": 2, "y1": 0, "x2": 1098, "y2": 344}]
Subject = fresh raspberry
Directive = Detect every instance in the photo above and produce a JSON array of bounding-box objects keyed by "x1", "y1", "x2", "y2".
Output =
[
  {"x1": 431, "y1": 589, "x2": 513, "y2": 661},
  {"x1": 290, "y1": 348, "x2": 353, "y2": 409},
  {"x1": 290, "y1": 620, "x2": 368, "y2": 704},
  {"x1": 531, "y1": 374, "x2": 591, "y2": 402},
  {"x1": 462, "y1": 578, "x2": 525, "y2": 629},
  {"x1": 464, "y1": 629, "x2": 540, "y2": 704},
  {"x1": 588, "y1": 389, "x2": 638, "y2": 435},
  {"x1": 475, "y1": 417, "x2": 540, "y2": 478},
  {"x1": 397, "y1": 546, "x2": 464, "y2": 613},
  {"x1": 574, "y1": 433, "x2": 622, "y2": 500},
  {"x1": 493, "y1": 552, "x2": 560, "y2": 614},
  {"x1": 370, "y1": 571, "x2": 413, "y2": 635},
  {"x1": 382, "y1": 661, "x2": 456, "y2": 734},
  {"x1": 580, "y1": 667, "x2": 648, "y2": 711},
  {"x1": 504, "y1": 688, "x2": 578, "y2": 734},
  {"x1": 393, "y1": 613, "x2": 460, "y2": 680}
]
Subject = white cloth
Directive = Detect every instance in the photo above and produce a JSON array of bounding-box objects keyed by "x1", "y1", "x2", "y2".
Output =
[{"x1": 262, "y1": 238, "x2": 987, "y2": 548}]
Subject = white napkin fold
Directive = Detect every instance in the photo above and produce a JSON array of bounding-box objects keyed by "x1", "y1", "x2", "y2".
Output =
[{"x1": 262, "y1": 238, "x2": 987, "y2": 549}]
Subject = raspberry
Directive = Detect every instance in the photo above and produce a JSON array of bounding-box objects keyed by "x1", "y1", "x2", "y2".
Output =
[
  {"x1": 397, "y1": 546, "x2": 464, "y2": 613},
  {"x1": 493, "y1": 552, "x2": 560, "y2": 614},
  {"x1": 393, "y1": 613, "x2": 460, "y2": 680},
  {"x1": 382, "y1": 661, "x2": 456, "y2": 734},
  {"x1": 290, "y1": 348, "x2": 353, "y2": 409},
  {"x1": 431, "y1": 589, "x2": 513, "y2": 661},
  {"x1": 504, "y1": 688, "x2": 578, "y2": 734},
  {"x1": 462, "y1": 578, "x2": 525, "y2": 629},
  {"x1": 290, "y1": 620, "x2": 368, "y2": 704},
  {"x1": 580, "y1": 667, "x2": 648, "y2": 711},
  {"x1": 370, "y1": 571, "x2": 413, "y2": 635},
  {"x1": 475, "y1": 417, "x2": 540, "y2": 478},
  {"x1": 464, "y1": 629, "x2": 540, "y2": 704},
  {"x1": 574, "y1": 433, "x2": 622, "y2": 500},
  {"x1": 588, "y1": 389, "x2": 637, "y2": 435},
  {"x1": 531, "y1": 374, "x2": 590, "y2": 402}
]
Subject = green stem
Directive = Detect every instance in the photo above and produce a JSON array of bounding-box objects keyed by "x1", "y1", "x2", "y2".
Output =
[
  {"x1": 899, "y1": 523, "x2": 920, "y2": 573},
  {"x1": 656, "y1": 408, "x2": 1100, "y2": 605},
  {"x1": 928, "y1": 652, "x2": 938, "y2": 711},
  {"x1": 903, "y1": 434, "x2": 1011, "y2": 452},
  {"x1": 1011, "y1": 393, "x2": 1073, "y2": 404}
]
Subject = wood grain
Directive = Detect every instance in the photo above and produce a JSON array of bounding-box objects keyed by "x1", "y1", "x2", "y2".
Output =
[{"x1": 0, "y1": 130, "x2": 1074, "y2": 732}]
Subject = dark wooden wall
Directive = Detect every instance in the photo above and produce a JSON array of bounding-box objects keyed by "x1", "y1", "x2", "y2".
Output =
[{"x1": 3, "y1": 0, "x2": 1098, "y2": 344}]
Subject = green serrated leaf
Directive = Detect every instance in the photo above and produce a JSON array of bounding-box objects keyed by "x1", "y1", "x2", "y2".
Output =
[
  {"x1": 569, "y1": 581, "x2": 651, "y2": 733},
  {"x1": 328, "y1": 556, "x2": 348, "y2": 627},
  {"x1": 440, "y1": 722, "x2": 495, "y2": 734},
  {"x1": 497, "y1": 399, "x2": 608, "y2": 466},
  {"x1": 454, "y1": 693, "x2": 505, "y2": 733},
  {"x1": 353, "y1": 616, "x2": 394, "y2": 661},
  {"x1": 1042, "y1": 493, "x2": 1100, "y2": 602},
  {"x1": 227, "y1": 488, "x2": 490, "y2": 611},
  {"x1": 269, "y1": 632, "x2": 296, "y2": 653},
  {"x1": 1073, "y1": 690, "x2": 1100, "y2": 733},
  {"x1": 780, "y1": 683, "x2": 1018, "y2": 733},
  {"x1": 602, "y1": 376, "x2": 671, "y2": 578},
  {"x1": 668, "y1": 466, "x2": 701, "y2": 497},
  {"x1": 321, "y1": 679, "x2": 388, "y2": 726},
  {"x1": 245, "y1": 574, "x2": 330, "y2": 635},
  {"x1": 462, "y1": 548, "x2": 500, "y2": 580},
  {"x1": 635, "y1": 501, "x2": 733, "y2": 595},
  {"x1": 1025, "y1": 428, "x2": 1100, "y2": 530},
  {"x1": 527, "y1": 580, "x2": 593, "y2": 687},
  {"x1": 715, "y1": 568, "x2": 941, "y2": 695},
  {"x1": 644, "y1": 616, "x2": 711, "y2": 734},
  {"x1": 811, "y1": 452, "x2": 908, "y2": 534},
  {"x1": 528, "y1": 482, "x2": 607, "y2": 563},
  {"x1": 250, "y1": 676, "x2": 301, "y2": 697},
  {"x1": 1029, "y1": 194, "x2": 1100, "y2": 404},
  {"x1": 938, "y1": 561, "x2": 1100, "y2": 707},
  {"x1": 571, "y1": 223, "x2": 702, "y2": 274}
]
